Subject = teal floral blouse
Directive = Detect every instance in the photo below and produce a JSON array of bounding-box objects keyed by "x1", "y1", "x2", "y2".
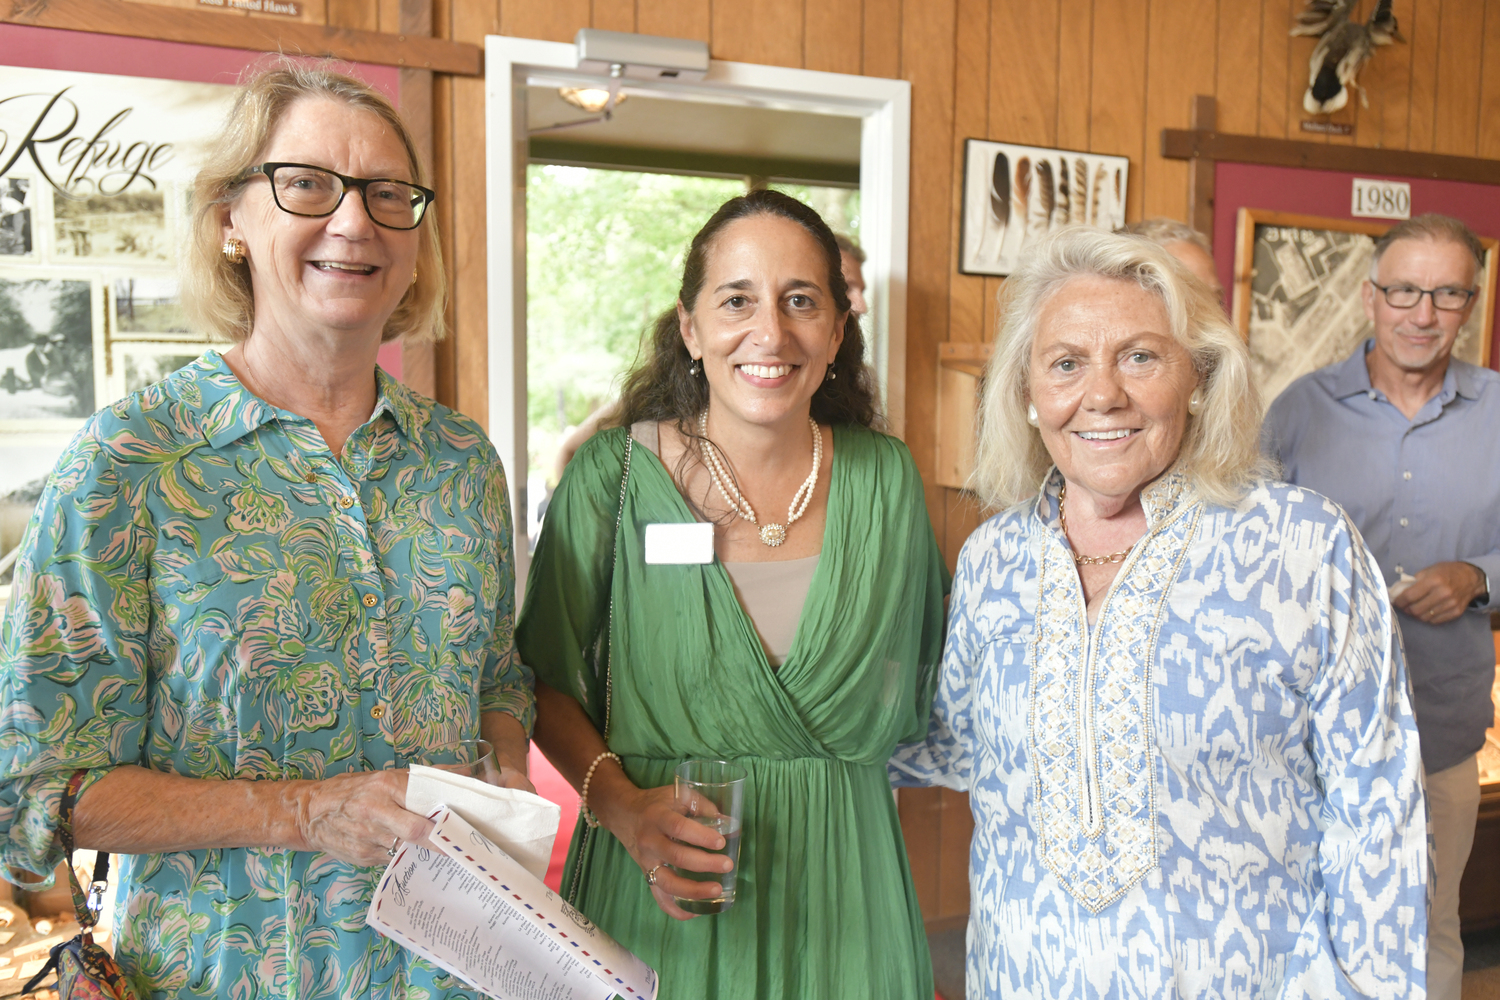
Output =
[{"x1": 0, "y1": 352, "x2": 534, "y2": 999}]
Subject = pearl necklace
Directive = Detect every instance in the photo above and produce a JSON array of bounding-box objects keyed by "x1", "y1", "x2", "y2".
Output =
[
  {"x1": 1058, "y1": 483, "x2": 1133, "y2": 565},
  {"x1": 698, "y1": 410, "x2": 821, "y2": 547}
]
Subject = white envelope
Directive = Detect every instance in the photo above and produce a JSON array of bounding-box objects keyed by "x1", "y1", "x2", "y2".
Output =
[{"x1": 405, "y1": 765, "x2": 562, "y2": 881}]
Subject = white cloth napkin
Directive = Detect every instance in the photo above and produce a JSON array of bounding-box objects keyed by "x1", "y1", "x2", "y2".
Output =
[
  {"x1": 405, "y1": 765, "x2": 561, "y2": 881},
  {"x1": 1388, "y1": 572, "x2": 1418, "y2": 601}
]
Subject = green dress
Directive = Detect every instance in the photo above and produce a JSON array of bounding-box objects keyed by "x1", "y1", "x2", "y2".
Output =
[{"x1": 517, "y1": 424, "x2": 946, "y2": 999}]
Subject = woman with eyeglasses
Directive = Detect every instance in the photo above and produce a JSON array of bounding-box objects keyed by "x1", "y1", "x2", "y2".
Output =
[{"x1": 0, "y1": 64, "x2": 534, "y2": 999}]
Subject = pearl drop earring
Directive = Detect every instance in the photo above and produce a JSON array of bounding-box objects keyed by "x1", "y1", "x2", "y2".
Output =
[
  {"x1": 1188, "y1": 389, "x2": 1204, "y2": 415},
  {"x1": 1026, "y1": 403, "x2": 1039, "y2": 427}
]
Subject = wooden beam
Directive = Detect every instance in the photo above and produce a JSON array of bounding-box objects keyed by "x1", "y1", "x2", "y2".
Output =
[
  {"x1": 1161, "y1": 127, "x2": 1500, "y2": 185},
  {"x1": 0, "y1": 0, "x2": 482, "y2": 74},
  {"x1": 1186, "y1": 95, "x2": 1216, "y2": 237}
]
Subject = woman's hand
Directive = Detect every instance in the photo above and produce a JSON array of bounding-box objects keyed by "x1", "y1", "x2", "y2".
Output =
[
  {"x1": 601, "y1": 783, "x2": 733, "y2": 921},
  {"x1": 289, "y1": 770, "x2": 435, "y2": 867},
  {"x1": 492, "y1": 749, "x2": 537, "y2": 793}
]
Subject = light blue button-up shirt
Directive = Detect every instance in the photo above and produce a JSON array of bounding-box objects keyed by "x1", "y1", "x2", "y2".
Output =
[{"x1": 1264, "y1": 340, "x2": 1500, "y2": 772}]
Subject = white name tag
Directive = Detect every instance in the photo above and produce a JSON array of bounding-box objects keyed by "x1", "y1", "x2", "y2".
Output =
[{"x1": 644, "y1": 522, "x2": 715, "y2": 564}]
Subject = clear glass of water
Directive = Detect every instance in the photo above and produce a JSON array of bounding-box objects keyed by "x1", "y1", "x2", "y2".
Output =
[
  {"x1": 671, "y1": 759, "x2": 746, "y2": 915},
  {"x1": 416, "y1": 739, "x2": 501, "y2": 784}
]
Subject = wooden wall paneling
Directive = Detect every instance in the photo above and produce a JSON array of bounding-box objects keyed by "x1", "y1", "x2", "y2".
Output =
[
  {"x1": 898, "y1": 786, "x2": 943, "y2": 920},
  {"x1": 937, "y1": 787, "x2": 976, "y2": 918},
  {"x1": 1480, "y1": 2, "x2": 1500, "y2": 160},
  {"x1": 1215, "y1": 0, "x2": 1261, "y2": 136},
  {"x1": 378, "y1": 0, "x2": 402, "y2": 32},
  {"x1": 432, "y1": 72, "x2": 459, "y2": 410},
  {"x1": 946, "y1": 0, "x2": 989, "y2": 349},
  {"x1": 1284, "y1": 2, "x2": 1320, "y2": 144},
  {"x1": 1089, "y1": 0, "x2": 1148, "y2": 220},
  {"x1": 328, "y1": 0, "x2": 378, "y2": 30},
  {"x1": 805, "y1": 0, "x2": 863, "y2": 74},
  {"x1": 1351, "y1": 0, "x2": 1410, "y2": 149},
  {"x1": 441, "y1": 1, "x2": 498, "y2": 424},
  {"x1": 501, "y1": 0, "x2": 588, "y2": 41},
  {"x1": 899, "y1": 0, "x2": 957, "y2": 494},
  {"x1": 1432, "y1": 0, "x2": 1484, "y2": 157},
  {"x1": 400, "y1": 0, "x2": 438, "y2": 398},
  {"x1": 114, "y1": 0, "x2": 325, "y2": 23},
  {"x1": 1055, "y1": 0, "x2": 1093, "y2": 151},
  {"x1": 982, "y1": 276, "x2": 1001, "y2": 345},
  {"x1": 638, "y1": 0, "x2": 710, "y2": 42},
  {"x1": 1407, "y1": 0, "x2": 1443, "y2": 151},
  {"x1": 987, "y1": 0, "x2": 1059, "y2": 148},
  {"x1": 1257, "y1": 0, "x2": 1290, "y2": 138},
  {"x1": 1186, "y1": 95, "x2": 1215, "y2": 236},
  {"x1": 861, "y1": 0, "x2": 901, "y2": 77},
  {"x1": 710, "y1": 0, "x2": 806, "y2": 67},
  {"x1": 941, "y1": 487, "x2": 986, "y2": 574},
  {"x1": 1162, "y1": 127, "x2": 1500, "y2": 184},
  {"x1": 591, "y1": 0, "x2": 637, "y2": 33},
  {"x1": 0, "y1": 0, "x2": 480, "y2": 72},
  {"x1": 1142, "y1": 0, "x2": 1219, "y2": 219},
  {"x1": 1373, "y1": 0, "x2": 1417, "y2": 149}
]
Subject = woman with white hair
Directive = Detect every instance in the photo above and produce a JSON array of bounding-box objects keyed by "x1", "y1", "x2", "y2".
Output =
[{"x1": 890, "y1": 227, "x2": 1427, "y2": 998}]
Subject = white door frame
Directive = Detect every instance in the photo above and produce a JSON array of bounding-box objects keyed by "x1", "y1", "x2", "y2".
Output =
[{"x1": 485, "y1": 35, "x2": 911, "y2": 571}]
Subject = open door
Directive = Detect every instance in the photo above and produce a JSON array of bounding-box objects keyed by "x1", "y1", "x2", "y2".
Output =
[{"x1": 484, "y1": 35, "x2": 910, "y2": 579}]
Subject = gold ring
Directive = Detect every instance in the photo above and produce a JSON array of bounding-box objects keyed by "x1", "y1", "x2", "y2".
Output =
[{"x1": 646, "y1": 863, "x2": 666, "y2": 886}]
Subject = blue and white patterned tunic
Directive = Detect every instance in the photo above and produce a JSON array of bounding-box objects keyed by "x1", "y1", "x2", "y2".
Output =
[{"x1": 890, "y1": 469, "x2": 1428, "y2": 999}]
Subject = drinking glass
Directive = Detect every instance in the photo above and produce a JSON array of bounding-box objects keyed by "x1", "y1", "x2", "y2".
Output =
[
  {"x1": 416, "y1": 739, "x2": 501, "y2": 784},
  {"x1": 671, "y1": 759, "x2": 746, "y2": 915}
]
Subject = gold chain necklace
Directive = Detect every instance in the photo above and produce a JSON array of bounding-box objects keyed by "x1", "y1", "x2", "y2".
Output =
[
  {"x1": 697, "y1": 410, "x2": 820, "y2": 547},
  {"x1": 1058, "y1": 483, "x2": 1133, "y2": 566}
]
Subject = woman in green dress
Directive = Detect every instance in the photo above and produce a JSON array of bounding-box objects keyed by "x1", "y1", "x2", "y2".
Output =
[{"x1": 517, "y1": 190, "x2": 945, "y2": 998}]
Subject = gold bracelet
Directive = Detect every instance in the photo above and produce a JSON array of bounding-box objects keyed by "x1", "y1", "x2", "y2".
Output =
[{"x1": 579, "y1": 751, "x2": 622, "y2": 829}]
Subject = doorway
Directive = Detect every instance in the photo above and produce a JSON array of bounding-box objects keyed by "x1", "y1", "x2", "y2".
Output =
[
  {"x1": 522, "y1": 84, "x2": 864, "y2": 541},
  {"x1": 485, "y1": 36, "x2": 911, "y2": 573}
]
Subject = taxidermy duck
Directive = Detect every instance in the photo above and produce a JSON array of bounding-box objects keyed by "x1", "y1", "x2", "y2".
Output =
[{"x1": 1293, "y1": 0, "x2": 1403, "y2": 115}]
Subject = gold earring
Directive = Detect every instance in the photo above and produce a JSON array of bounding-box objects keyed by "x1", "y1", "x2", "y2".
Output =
[
  {"x1": 222, "y1": 238, "x2": 246, "y2": 264},
  {"x1": 412, "y1": 269, "x2": 418, "y2": 284}
]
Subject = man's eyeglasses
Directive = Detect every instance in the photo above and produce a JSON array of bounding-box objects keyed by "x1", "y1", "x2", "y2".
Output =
[
  {"x1": 236, "y1": 162, "x2": 436, "y2": 231},
  {"x1": 1370, "y1": 281, "x2": 1476, "y2": 311}
]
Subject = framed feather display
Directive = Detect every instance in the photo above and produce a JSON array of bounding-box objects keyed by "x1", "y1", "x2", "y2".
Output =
[{"x1": 959, "y1": 139, "x2": 1129, "y2": 276}]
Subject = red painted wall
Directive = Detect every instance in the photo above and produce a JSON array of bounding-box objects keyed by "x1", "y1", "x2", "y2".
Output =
[{"x1": 1212, "y1": 160, "x2": 1500, "y2": 372}]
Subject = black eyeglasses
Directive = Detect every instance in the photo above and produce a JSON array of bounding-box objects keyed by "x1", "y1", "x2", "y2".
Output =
[
  {"x1": 1371, "y1": 281, "x2": 1476, "y2": 311},
  {"x1": 236, "y1": 162, "x2": 436, "y2": 230}
]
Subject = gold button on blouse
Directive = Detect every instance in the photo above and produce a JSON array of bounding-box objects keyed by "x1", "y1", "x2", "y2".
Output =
[
  {"x1": 370, "y1": 704, "x2": 386, "y2": 720},
  {"x1": 339, "y1": 496, "x2": 355, "y2": 509},
  {"x1": 362, "y1": 593, "x2": 378, "y2": 607}
]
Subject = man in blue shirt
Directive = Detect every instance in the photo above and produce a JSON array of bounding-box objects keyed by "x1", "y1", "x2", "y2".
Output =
[{"x1": 1264, "y1": 213, "x2": 1500, "y2": 1000}]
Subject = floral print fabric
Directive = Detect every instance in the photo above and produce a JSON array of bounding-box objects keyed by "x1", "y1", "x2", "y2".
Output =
[
  {"x1": 890, "y1": 471, "x2": 1428, "y2": 999},
  {"x1": 0, "y1": 351, "x2": 533, "y2": 999}
]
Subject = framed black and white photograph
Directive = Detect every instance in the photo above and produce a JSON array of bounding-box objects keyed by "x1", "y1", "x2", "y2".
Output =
[
  {"x1": 107, "y1": 340, "x2": 209, "y2": 402},
  {"x1": 1, "y1": 178, "x2": 33, "y2": 257},
  {"x1": 53, "y1": 189, "x2": 170, "y2": 264},
  {"x1": 113, "y1": 276, "x2": 192, "y2": 337},
  {"x1": 960, "y1": 140, "x2": 1129, "y2": 277},
  {"x1": 1232, "y1": 208, "x2": 1498, "y2": 404},
  {"x1": 0, "y1": 272, "x2": 102, "y2": 425}
]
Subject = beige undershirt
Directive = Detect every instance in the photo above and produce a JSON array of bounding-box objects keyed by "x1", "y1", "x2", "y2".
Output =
[{"x1": 632, "y1": 420, "x2": 821, "y2": 668}]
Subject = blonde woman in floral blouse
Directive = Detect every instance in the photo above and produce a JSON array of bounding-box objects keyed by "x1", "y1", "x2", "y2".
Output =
[{"x1": 0, "y1": 64, "x2": 534, "y2": 999}]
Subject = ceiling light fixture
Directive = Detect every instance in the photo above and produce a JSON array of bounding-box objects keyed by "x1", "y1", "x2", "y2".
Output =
[{"x1": 559, "y1": 87, "x2": 627, "y2": 114}]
